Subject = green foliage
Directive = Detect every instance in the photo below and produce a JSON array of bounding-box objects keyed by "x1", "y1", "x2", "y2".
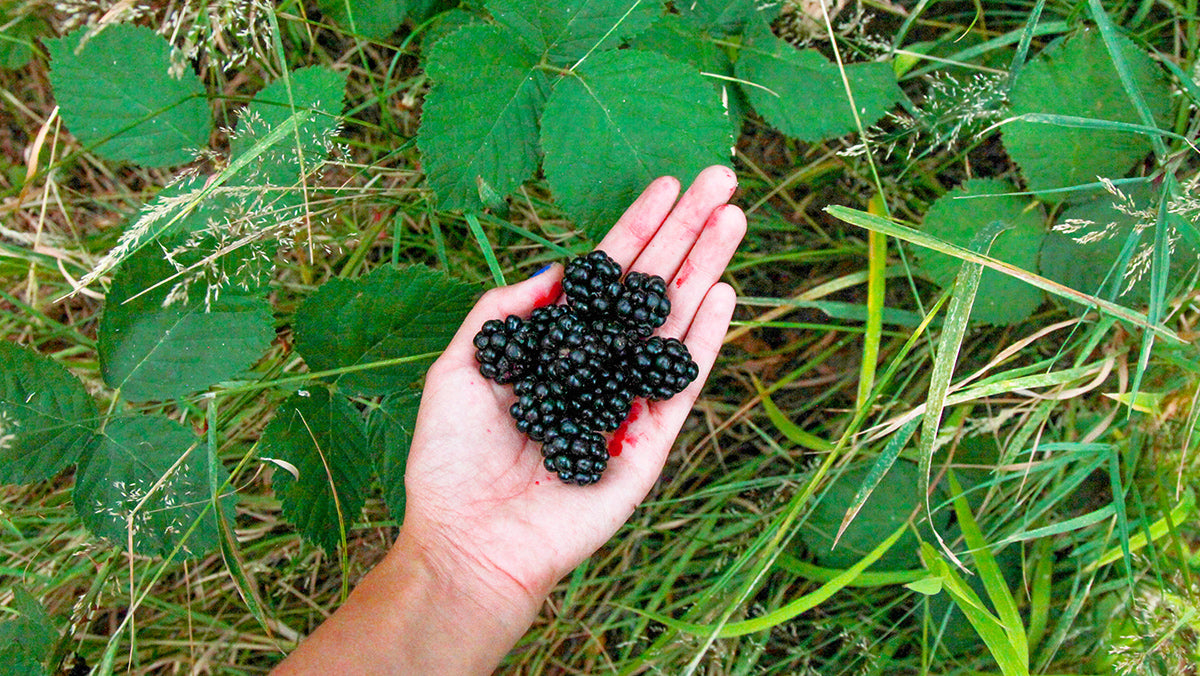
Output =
[
  {"x1": 1003, "y1": 29, "x2": 1171, "y2": 201},
  {"x1": 0, "y1": 587, "x2": 55, "y2": 676},
  {"x1": 258, "y1": 388, "x2": 372, "y2": 552},
  {"x1": 486, "y1": 0, "x2": 662, "y2": 66},
  {"x1": 293, "y1": 264, "x2": 475, "y2": 397},
  {"x1": 0, "y1": 10, "x2": 44, "y2": 71},
  {"x1": 369, "y1": 390, "x2": 422, "y2": 521},
  {"x1": 540, "y1": 49, "x2": 734, "y2": 237},
  {"x1": 73, "y1": 415, "x2": 234, "y2": 557},
  {"x1": 918, "y1": 179, "x2": 1046, "y2": 325},
  {"x1": 417, "y1": 24, "x2": 551, "y2": 212},
  {"x1": 97, "y1": 244, "x2": 275, "y2": 403},
  {"x1": 735, "y1": 14, "x2": 903, "y2": 142},
  {"x1": 46, "y1": 24, "x2": 211, "y2": 167},
  {"x1": 0, "y1": 342, "x2": 97, "y2": 484},
  {"x1": 318, "y1": 0, "x2": 409, "y2": 39},
  {"x1": 799, "y1": 459, "x2": 947, "y2": 570}
]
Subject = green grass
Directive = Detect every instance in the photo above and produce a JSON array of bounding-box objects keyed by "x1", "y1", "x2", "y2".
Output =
[{"x1": 2, "y1": 0, "x2": 1200, "y2": 674}]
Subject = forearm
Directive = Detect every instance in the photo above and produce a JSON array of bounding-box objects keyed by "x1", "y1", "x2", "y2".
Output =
[{"x1": 272, "y1": 528, "x2": 543, "y2": 675}]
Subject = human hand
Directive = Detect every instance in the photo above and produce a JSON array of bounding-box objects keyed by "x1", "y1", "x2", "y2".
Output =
[{"x1": 401, "y1": 165, "x2": 747, "y2": 613}]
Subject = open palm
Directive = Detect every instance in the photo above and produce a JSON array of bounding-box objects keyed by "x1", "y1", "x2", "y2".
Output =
[{"x1": 402, "y1": 166, "x2": 747, "y2": 605}]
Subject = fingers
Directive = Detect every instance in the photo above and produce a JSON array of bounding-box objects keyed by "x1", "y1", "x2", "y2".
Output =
[
  {"x1": 595, "y1": 175, "x2": 681, "y2": 268},
  {"x1": 628, "y1": 165, "x2": 738, "y2": 279},
  {"x1": 605, "y1": 282, "x2": 737, "y2": 500},
  {"x1": 436, "y1": 266, "x2": 565, "y2": 368},
  {"x1": 658, "y1": 203, "x2": 746, "y2": 339}
]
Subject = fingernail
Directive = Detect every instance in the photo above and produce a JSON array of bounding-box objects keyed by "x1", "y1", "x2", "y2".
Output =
[{"x1": 531, "y1": 264, "x2": 552, "y2": 278}]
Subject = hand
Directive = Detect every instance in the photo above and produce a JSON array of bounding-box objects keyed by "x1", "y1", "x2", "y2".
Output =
[
  {"x1": 272, "y1": 166, "x2": 746, "y2": 675},
  {"x1": 404, "y1": 165, "x2": 747, "y2": 607}
]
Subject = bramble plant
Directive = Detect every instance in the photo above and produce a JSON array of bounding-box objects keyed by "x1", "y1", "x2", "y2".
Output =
[{"x1": 2, "y1": 0, "x2": 1199, "y2": 674}]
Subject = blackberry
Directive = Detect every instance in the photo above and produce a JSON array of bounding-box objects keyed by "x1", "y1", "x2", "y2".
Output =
[
  {"x1": 562, "y1": 250, "x2": 623, "y2": 317},
  {"x1": 472, "y1": 315, "x2": 529, "y2": 384},
  {"x1": 568, "y1": 368, "x2": 635, "y2": 432},
  {"x1": 615, "y1": 271, "x2": 671, "y2": 337},
  {"x1": 627, "y1": 336, "x2": 699, "y2": 401},
  {"x1": 509, "y1": 381, "x2": 569, "y2": 442},
  {"x1": 541, "y1": 421, "x2": 609, "y2": 485}
]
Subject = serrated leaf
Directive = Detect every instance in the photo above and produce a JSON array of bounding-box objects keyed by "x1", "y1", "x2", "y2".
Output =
[
  {"x1": 73, "y1": 415, "x2": 233, "y2": 558},
  {"x1": 486, "y1": 0, "x2": 663, "y2": 65},
  {"x1": 417, "y1": 24, "x2": 551, "y2": 212},
  {"x1": 293, "y1": 265, "x2": 475, "y2": 397},
  {"x1": 735, "y1": 16, "x2": 902, "y2": 142},
  {"x1": 46, "y1": 24, "x2": 211, "y2": 167},
  {"x1": 0, "y1": 586, "x2": 55, "y2": 676},
  {"x1": 259, "y1": 388, "x2": 370, "y2": 552},
  {"x1": 632, "y1": 13, "x2": 748, "y2": 122},
  {"x1": 1003, "y1": 29, "x2": 1171, "y2": 202},
  {"x1": 677, "y1": 0, "x2": 775, "y2": 35},
  {"x1": 368, "y1": 389, "x2": 422, "y2": 521},
  {"x1": 319, "y1": 0, "x2": 408, "y2": 39},
  {"x1": 230, "y1": 66, "x2": 347, "y2": 189},
  {"x1": 97, "y1": 243, "x2": 275, "y2": 403},
  {"x1": 918, "y1": 179, "x2": 1046, "y2": 325},
  {"x1": 541, "y1": 49, "x2": 734, "y2": 238},
  {"x1": 0, "y1": 342, "x2": 98, "y2": 485},
  {"x1": 800, "y1": 460, "x2": 947, "y2": 570}
]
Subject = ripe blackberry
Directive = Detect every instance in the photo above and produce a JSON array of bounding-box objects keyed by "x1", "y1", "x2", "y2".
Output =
[
  {"x1": 568, "y1": 369, "x2": 635, "y2": 432},
  {"x1": 562, "y1": 250, "x2": 623, "y2": 317},
  {"x1": 627, "y1": 336, "x2": 699, "y2": 401},
  {"x1": 509, "y1": 381, "x2": 569, "y2": 442},
  {"x1": 615, "y1": 271, "x2": 670, "y2": 337},
  {"x1": 472, "y1": 315, "x2": 529, "y2": 384},
  {"x1": 542, "y1": 421, "x2": 608, "y2": 485}
]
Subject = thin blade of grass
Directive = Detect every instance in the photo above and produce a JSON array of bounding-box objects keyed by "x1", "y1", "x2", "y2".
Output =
[
  {"x1": 947, "y1": 471, "x2": 1029, "y2": 664},
  {"x1": 753, "y1": 375, "x2": 835, "y2": 452},
  {"x1": 835, "y1": 417, "x2": 920, "y2": 545},
  {"x1": 857, "y1": 193, "x2": 888, "y2": 410},
  {"x1": 465, "y1": 212, "x2": 506, "y2": 287},
  {"x1": 626, "y1": 523, "x2": 908, "y2": 638},
  {"x1": 824, "y1": 205, "x2": 1181, "y2": 343}
]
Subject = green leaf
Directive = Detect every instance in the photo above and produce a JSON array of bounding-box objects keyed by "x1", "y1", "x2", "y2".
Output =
[
  {"x1": 632, "y1": 13, "x2": 748, "y2": 122},
  {"x1": 319, "y1": 0, "x2": 408, "y2": 39},
  {"x1": 73, "y1": 415, "x2": 233, "y2": 557},
  {"x1": 905, "y1": 576, "x2": 944, "y2": 595},
  {"x1": 677, "y1": 0, "x2": 772, "y2": 35},
  {"x1": 368, "y1": 390, "x2": 422, "y2": 521},
  {"x1": 735, "y1": 16, "x2": 903, "y2": 142},
  {"x1": 230, "y1": 66, "x2": 347, "y2": 188},
  {"x1": 0, "y1": 11, "x2": 45, "y2": 71},
  {"x1": 46, "y1": 24, "x2": 211, "y2": 167},
  {"x1": 541, "y1": 49, "x2": 734, "y2": 238},
  {"x1": 1002, "y1": 29, "x2": 1171, "y2": 201},
  {"x1": 97, "y1": 242, "x2": 275, "y2": 403},
  {"x1": 918, "y1": 179, "x2": 1045, "y2": 325},
  {"x1": 259, "y1": 388, "x2": 370, "y2": 552},
  {"x1": 417, "y1": 24, "x2": 551, "y2": 212},
  {"x1": 293, "y1": 264, "x2": 475, "y2": 397},
  {"x1": 800, "y1": 459, "x2": 947, "y2": 570},
  {"x1": 486, "y1": 0, "x2": 663, "y2": 65},
  {"x1": 0, "y1": 587, "x2": 55, "y2": 676},
  {"x1": 0, "y1": 342, "x2": 98, "y2": 484}
]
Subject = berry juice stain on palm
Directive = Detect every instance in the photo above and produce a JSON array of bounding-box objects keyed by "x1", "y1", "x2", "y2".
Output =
[
  {"x1": 533, "y1": 281, "x2": 562, "y2": 308},
  {"x1": 674, "y1": 260, "x2": 694, "y2": 289},
  {"x1": 608, "y1": 402, "x2": 642, "y2": 457}
]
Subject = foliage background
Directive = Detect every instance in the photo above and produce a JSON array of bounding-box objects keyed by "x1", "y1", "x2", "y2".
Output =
[{"x1": 1, "y1": 0, "x2": 1199, "y2": 674}]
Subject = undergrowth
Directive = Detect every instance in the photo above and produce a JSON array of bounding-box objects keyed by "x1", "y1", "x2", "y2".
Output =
[{"x1": 2, "y1": 0, "x2": 1199, "y2": 674}]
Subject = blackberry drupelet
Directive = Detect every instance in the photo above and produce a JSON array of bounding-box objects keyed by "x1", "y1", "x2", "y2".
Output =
[
  {"x1": 541, "y1": 421, "x2": 608, "y2": 485},
  {"x1": 562, "y1": 250, "x2": 623, "y2": 317},
  {"x1": 628, "y1": 336, "x2": 699, "y2": 401},
  {"x1": 615, "y1": 271, "x2": 671, "y2": 337},
  {"x1": 471, "y1": 250, "x2": 702, "y2": 486}
]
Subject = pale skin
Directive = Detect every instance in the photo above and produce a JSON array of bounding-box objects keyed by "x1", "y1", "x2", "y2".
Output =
[{"x1": 272, "y1": 165, "x2": 747, "y2": 675}]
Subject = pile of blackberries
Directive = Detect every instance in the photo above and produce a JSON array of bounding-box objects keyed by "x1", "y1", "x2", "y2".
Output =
[{"x1": 473, "y1": 251, "x2": 699, "y2": 485}]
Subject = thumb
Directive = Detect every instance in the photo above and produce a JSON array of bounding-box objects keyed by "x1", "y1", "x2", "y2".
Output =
[{"x1": 440, "y1": 265, "x2": 565, "y2": 365}]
